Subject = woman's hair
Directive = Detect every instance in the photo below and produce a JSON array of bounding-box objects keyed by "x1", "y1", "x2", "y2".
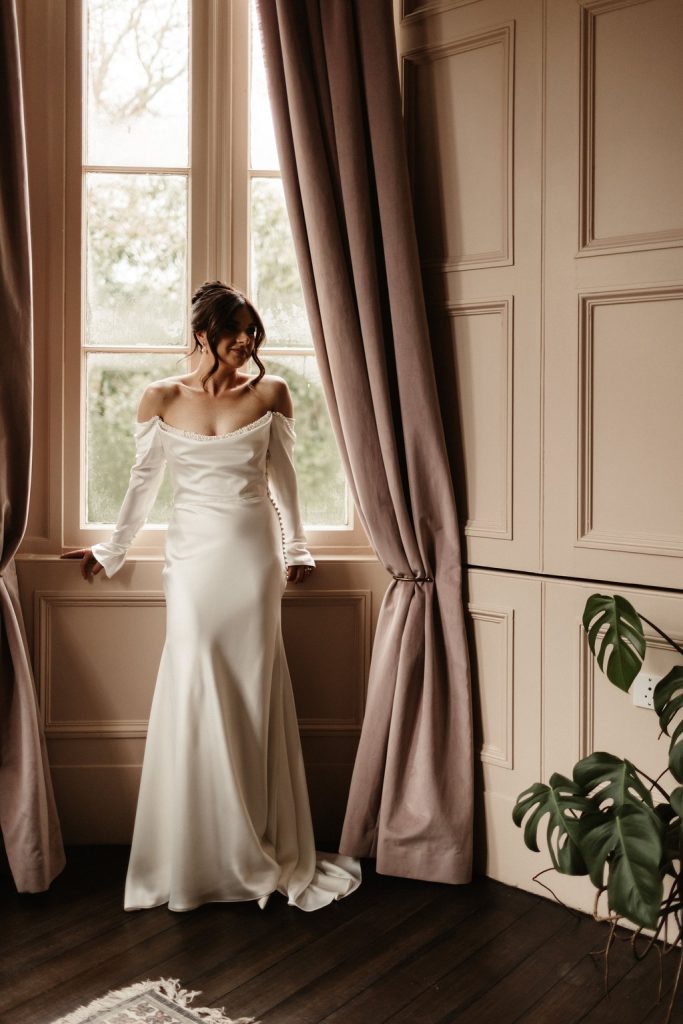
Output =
[{"x1": 190, "y1": 281, "x2": 267, "y2": 390}]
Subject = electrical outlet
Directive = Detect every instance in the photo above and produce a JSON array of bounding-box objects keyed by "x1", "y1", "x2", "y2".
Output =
[{"x1": 632, "y1": 672, "x2": 660, "y2": 710}]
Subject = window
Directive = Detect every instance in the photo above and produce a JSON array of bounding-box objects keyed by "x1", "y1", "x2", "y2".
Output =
[{"x1": 64, "y1": 0, "x2": 370, "y2": 557}]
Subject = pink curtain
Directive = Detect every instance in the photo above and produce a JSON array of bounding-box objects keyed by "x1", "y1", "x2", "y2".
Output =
[
  {"x1": 0, "y1": 0, "x2": 65, "y2": 891},
  {"x1": 255, "y1": 0, "x2": 474, "y2": 883}
]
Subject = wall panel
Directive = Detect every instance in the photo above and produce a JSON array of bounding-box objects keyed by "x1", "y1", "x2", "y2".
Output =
[
  {"x1": 403, "y1": 24, "x2": 514, "y2": 271},
  {"x1": 36, "y1": 592, "x2": 166, "y2": 737},
  {"x1": 400, "y1": 0, "x2": 543, "y2": 572},
  {"x1": 577, "y1": 287, "x2": 683, "y2": 557},
  {"x1": 544, "y1": 0, "x2": 683, "y2": 587},
  {"x1": 438, "y1": 299, "x2": 513, "y2": 540},
  {"x1": 467, "y1": 569, "x2": 542, "y2": 888},
  {"x1": 580, "y1": 0, "x2": 683, "y2": 253}
]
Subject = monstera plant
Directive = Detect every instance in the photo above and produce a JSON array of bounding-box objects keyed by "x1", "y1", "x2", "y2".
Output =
[{"x1": 513, "y1": 594, "x2": 683, "y2": 1022}]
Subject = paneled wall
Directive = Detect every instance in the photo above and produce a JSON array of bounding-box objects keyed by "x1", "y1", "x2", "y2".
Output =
[{"x1": 398, "y1": 0, "x2": 683, "y2": 912}]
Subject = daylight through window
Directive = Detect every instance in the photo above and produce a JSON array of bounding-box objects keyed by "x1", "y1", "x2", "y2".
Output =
[{"x1": 82, "y1": 0, "x2": 349, "y2": 531}]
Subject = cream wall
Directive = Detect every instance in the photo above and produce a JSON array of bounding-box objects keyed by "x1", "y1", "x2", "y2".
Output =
[{"x1": 398, "y1": 0, "x2": 683, "y2": 912}]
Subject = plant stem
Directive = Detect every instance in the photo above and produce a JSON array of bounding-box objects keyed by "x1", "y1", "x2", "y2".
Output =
[
  {"x1": 592, "y1": 886, "x2": 608, "y2": 922},
  {"x1": 531, "y1": 868, "x2": 582, "y2": 919},
  {"x1": 603, "y1": 916, "x2": 619, "y2": 993},
  {"x1": 633, "y1": 765, "x2": 671, "y2": 802},
  {"x1": 633, "y1": 896, "x2": 673, "y2": 961},
  {"x1": 664, "y1": 944, "x2": 683, "y2": 1024},
  {"x1": 656, "y1": 944, "x2": 664, "y2": 1004},
  {"x1": 638, "y1": 614, "x2": 683, "y2": 657}
]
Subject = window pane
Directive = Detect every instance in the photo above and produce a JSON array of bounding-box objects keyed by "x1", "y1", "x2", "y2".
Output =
[
  {"x1": 263, "y1": 354, "x2": 348, "y2": 527},
  {"x1": 250, "y1": 178, "x2": 310, "y2": 347},
  {"x1": 249, "y1": 0, "x2": 279, "y2": 170},
  {"x1": 85, "y1": 172, "x2": 187, "y2": 346},
  {"x1": 86, "y1": 352, "x2": 185, "y2": 525},
  {"x1": 85, "y1": 0, "x2": 189, "y2": 167}
]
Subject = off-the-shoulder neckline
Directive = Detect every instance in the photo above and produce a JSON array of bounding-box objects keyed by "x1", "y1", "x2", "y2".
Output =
[{"x1": 135, "y1": 409, "x2": 295, "y2": 440}]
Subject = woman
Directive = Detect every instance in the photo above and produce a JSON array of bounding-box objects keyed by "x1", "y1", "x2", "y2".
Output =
[{"x1": 61, "y1": 281, "x2": 362, "y2": 912}]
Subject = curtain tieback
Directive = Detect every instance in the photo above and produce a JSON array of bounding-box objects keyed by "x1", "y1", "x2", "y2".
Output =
[{"x1": 392, "y1": 572, "x2": 434, "y2": 583}]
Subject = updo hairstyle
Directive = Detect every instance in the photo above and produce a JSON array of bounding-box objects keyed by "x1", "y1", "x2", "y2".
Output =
[{"x1": 190, "y1": 281, "x2": 267, "y2": 390}]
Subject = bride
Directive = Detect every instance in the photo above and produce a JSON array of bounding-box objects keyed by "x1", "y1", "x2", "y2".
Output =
[{"x1": 61, "y1": 281, "x2": 362, "y2": 912}]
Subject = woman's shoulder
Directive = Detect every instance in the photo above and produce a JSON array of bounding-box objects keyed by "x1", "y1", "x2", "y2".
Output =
[
  {"x1": 251, "y1": 374, "x2": 293, "y2": 416},
  {"x1": 252, "y1": 372, "x2": 289, "y2": 393},
  {"x1": 136, "y1": 377, "x2": 186, "y2": 422}
]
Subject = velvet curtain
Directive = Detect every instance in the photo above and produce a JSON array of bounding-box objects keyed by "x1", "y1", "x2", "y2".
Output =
[
  {"x1": 255, "y1": 0, "x2": 473, "y2": 883},
  {"x1": 0, "y1": 0, "x2": 65, "y2": 891}
]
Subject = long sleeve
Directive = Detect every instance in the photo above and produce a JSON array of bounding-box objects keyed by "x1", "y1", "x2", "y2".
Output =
[
  {"x1": 91, "y1": 417, "x2": 167, "y2": 578},
  {"x1": 266, "y1": 412, "x2": 316, "y2": 568}
]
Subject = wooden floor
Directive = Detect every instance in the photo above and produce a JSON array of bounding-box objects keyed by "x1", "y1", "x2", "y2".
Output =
[{"x1": 1, "y1": 846, "x2": 681, "y2": 1024}]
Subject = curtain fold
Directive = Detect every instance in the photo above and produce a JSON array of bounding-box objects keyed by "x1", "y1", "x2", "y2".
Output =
[
  {"x1": 0, "y1": 0, "x2": 66, "y2": 891},
  {"x1": 255, "y1": 0, "x2": 474, "y2": 883}
]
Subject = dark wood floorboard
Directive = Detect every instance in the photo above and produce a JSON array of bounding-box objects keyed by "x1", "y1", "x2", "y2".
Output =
[
  {"x1": 432, "y1": 911, "x2": 609, "y2": 1024},
  {"x1": 579, "y1": 942, "x2": 682, "y2": 1024},
  {"x1": 1, "y1": 846, "x2": 681, "y2": 1024},
  {"x1": 316, "y1": 886, "x2": 538, "y2": 1024}
]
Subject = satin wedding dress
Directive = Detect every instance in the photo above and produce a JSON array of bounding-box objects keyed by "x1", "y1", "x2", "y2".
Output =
[{"x1": 91, "y1": 408, "x2": 362, "y2": 912}]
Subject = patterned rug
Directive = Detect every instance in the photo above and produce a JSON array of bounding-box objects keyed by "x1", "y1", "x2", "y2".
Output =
[{"x1": 50, "y1": 978, "x2": 259, "y2": 1024}]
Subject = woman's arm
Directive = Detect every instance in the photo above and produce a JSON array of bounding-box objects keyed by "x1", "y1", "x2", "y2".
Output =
[
  {"x1": 62, "y1": 387, "x2": 168, "y2": 579},
  {"x1": 271, "y1": 376, "x2": 295, "y2": 419},
  {"x1": 266, "y1": 382, "x2": 316, "y2": 580},
  {"x1": 136, "y1": 381, "x2": 167, "y2": 423}
]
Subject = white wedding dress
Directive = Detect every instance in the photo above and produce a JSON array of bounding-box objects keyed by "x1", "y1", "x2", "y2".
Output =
[{"x1": 91, "y1": 409, "x2": 362, "y2": 912}]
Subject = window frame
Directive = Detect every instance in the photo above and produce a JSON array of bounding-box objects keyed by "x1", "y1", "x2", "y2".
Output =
[{"x1": 61, "y1": 0, "x2": 373, "y2": 561}]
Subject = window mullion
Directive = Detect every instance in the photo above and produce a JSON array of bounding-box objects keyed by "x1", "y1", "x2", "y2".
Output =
[
  {"x1": 248, "y1": 168, "x2": 281, "y2": 179},
  {"x1": 82, "y1": 346, "x2": 191, "y2": 355},
  {"x1": 84, "y1": 165, "x2": 190, "y2": 176}
]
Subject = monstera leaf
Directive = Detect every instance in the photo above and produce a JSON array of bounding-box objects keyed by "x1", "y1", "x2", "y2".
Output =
[
  {"x1": 513, "y1": 774, "x2": 593, "y2": 875},
  {"x1": 654, "y1": 667, "x2": 683, "y2": 783},
  {"x1": 573, "y1": 752, "x2": 657, "y2": 818},
  {"x1": 664, "y1": 787, "x2": 683, "y2": 865},
  {"x1": 569, "y1": 754, "x2": 664, "y2": 928},
  {"x1": 671, "y1": 787, "x2": 683, "y2": 828},
  {"x1": 598, "y1": 802, "x2": 663, "y2": 933},
  {"x1": 582, "y1": 594, "x2": 646, "y2": 692},
  {"x1": 580, "y1": 804, "x2": 663, "y2": 929},
  {"x1": 654, "y1": 800, "x2": 678, "y2": 840}
]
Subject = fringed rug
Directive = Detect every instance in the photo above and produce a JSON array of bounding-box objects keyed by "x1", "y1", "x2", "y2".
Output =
[{"x1": 49, "y1": 977, "x2": 260, "y2": 1024}]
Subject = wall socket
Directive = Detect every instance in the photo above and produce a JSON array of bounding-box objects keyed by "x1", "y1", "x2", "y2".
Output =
[{"x1": 632, "y1": 673, "x2": 660, "y2": 710}]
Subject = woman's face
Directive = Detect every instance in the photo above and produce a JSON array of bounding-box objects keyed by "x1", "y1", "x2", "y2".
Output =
[{"x1": 199, "y1": 304, "x2": 258, "y2": 366}]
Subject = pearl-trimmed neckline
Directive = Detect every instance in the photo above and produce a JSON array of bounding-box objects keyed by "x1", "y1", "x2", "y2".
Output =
[{"x1": 139, "y1": 409, "x2": 295, "y2": 441}]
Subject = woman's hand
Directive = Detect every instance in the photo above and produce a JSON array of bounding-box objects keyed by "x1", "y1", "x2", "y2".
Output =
[
  {"x1": 287, "y1": 565, "x2": 314, "y2": 584},
  {"x1": 60, "y1": 548, "x2": 104, "y2": 581}
]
